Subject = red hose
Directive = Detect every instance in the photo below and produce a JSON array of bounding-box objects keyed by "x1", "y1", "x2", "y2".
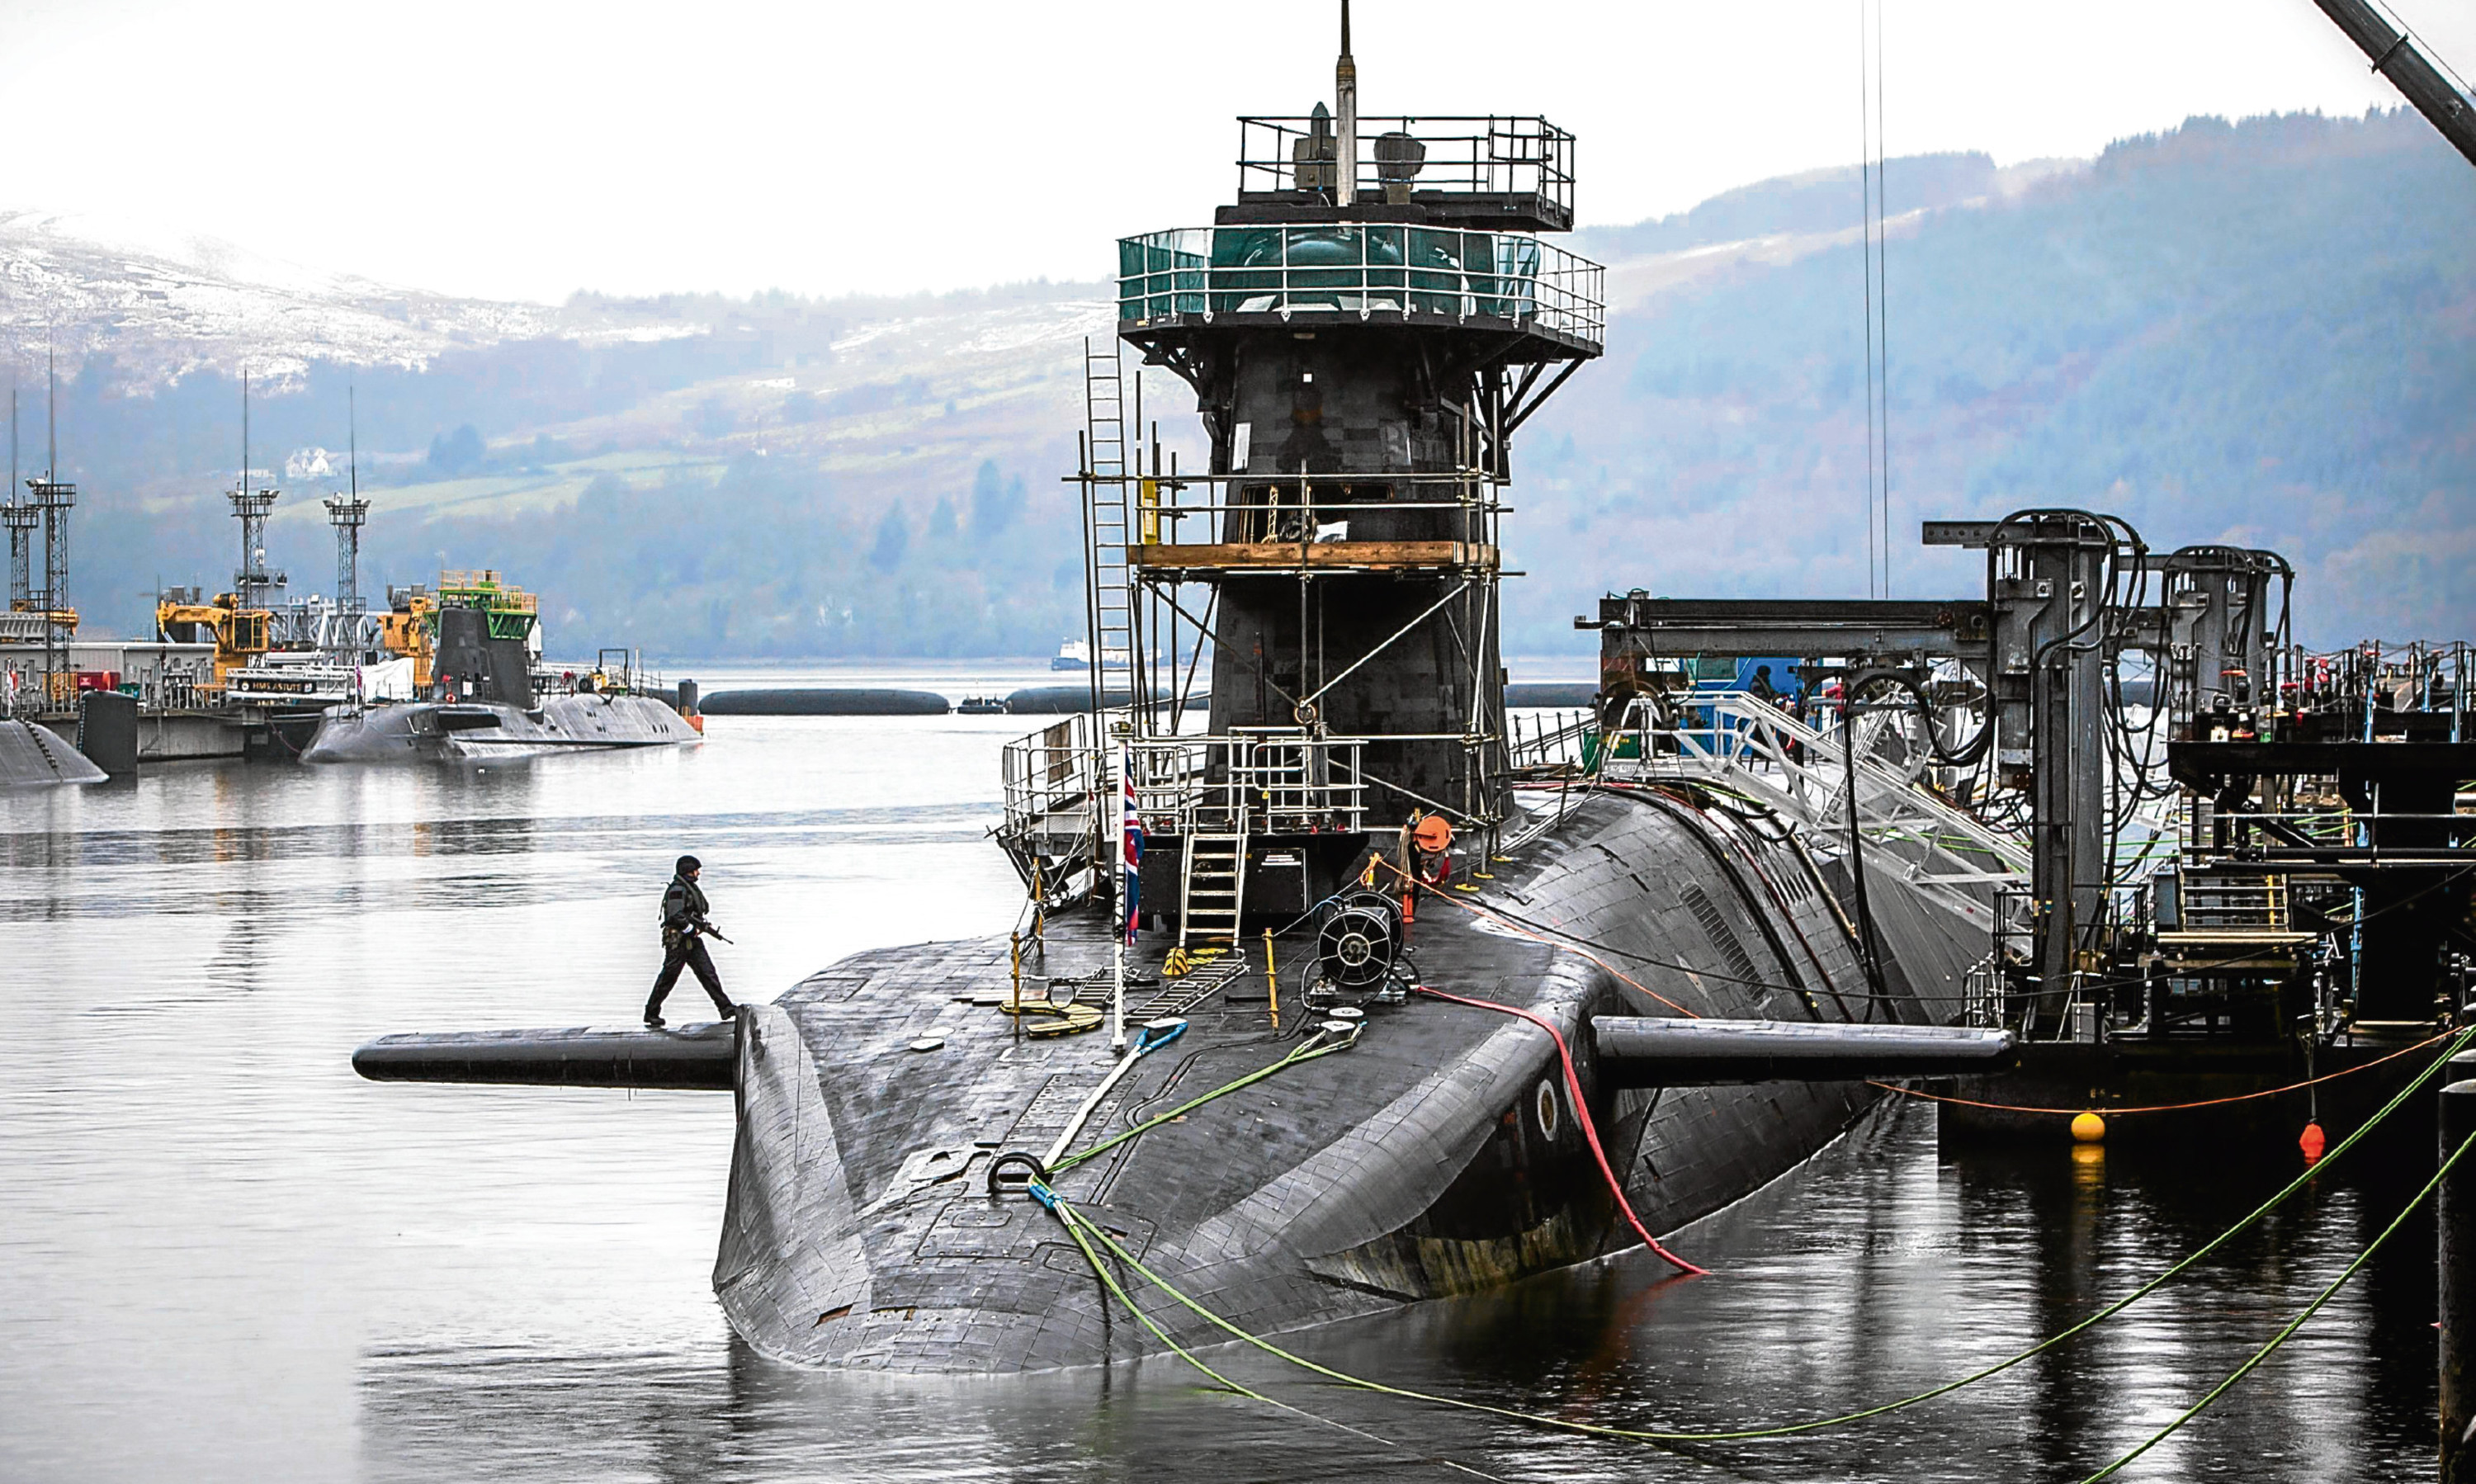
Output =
[{"x1": 1412, "y1": 985, "x2": 1708, "y2": 1277}]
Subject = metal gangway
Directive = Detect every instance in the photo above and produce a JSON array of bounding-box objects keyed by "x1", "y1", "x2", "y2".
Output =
[{"x1": 1586, "y1": 690, "x2": 2029, "y2": 943}]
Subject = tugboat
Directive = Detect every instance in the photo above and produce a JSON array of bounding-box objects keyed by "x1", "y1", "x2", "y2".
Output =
[
  {"x1": 302, "y1": 569, "x2": 698, "y2": 762},
  {"x1": 354, "y1": 18, "x2": 2012, "y2": 1373}
]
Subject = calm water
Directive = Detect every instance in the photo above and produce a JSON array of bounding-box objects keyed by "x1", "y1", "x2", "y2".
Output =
[{"x1": 0, "y1": 669, "x2": 2438, "y2": 1482}]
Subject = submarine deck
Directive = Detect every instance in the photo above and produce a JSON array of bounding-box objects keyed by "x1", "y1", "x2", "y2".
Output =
[{"x1": 715, "y1": 783, "x2": 1986, "y2": 1371}]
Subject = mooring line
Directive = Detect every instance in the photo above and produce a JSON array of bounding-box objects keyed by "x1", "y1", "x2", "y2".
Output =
[
  {"x1": 1032, "y1": 1023, "x2": 2474, "y2": 1446},
  {"x1": 1037, "y1": 1183, "x2": 1510, "y2": 1482},
  {"x1": 1047, "y1": 1037, "x2": 1352, "y2": 1176},
  {"x1": 2078, "y1": 1125, "x2": 2476, "y2": 1482},
  {"x1": 1869, "y1": 1024, "x2": 2458, "y2": 1117}
]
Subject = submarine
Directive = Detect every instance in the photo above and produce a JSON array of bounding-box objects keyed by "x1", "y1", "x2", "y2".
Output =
[
  {"x1": 303, "y1": 587, "x2": 698, "y2": 762},
  {"x1": 354, "y1": 19, "x2": 2012, "y2": 1373}
]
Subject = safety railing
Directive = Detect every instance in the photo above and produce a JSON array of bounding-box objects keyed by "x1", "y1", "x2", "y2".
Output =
[
  {"x1": 1235, "y1": 116, "x2": 1575, "y2": 223},
  {"x1": 1000, "y1": 714, "x2": 1371, "y2": 846},
  {"x1": 1605, "y1": 689, "x2": 2031, "y2": 881},
  {"x1": 1111, "y1": 470, "x2": 1502, "y2": 544},
  {"x1": 1505, "y1": 707, "x2": 1593, "y2": 771},
  {"x1": 1002, "y1": 714, "x2": 1108, "y2": 841},
  {"x1": 1130, "y1": 729, "x2": 1368, "y2": 836},
  {"x1": 1118, "y1": 226, "x2": 1603, "y2": 348},
  {"x1": 2165, "y1": 871, "x2": 2299, "y2": 938}
]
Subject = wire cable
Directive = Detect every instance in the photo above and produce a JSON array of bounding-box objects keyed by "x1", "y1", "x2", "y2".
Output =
[{"x1": 1411, "y1": 983, "x2": 1708, "y2": 1275}]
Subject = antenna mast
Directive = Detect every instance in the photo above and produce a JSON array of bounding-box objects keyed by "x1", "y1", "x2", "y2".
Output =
[
  {"x1": 4, "y1": 385, "x2": 32, "y2": 622},
  {"x1": 1335, "y1": 0, "x2": 1358, "y2": 208},
  {"x1": 325, "y1": 385, "x2": 371, "y2": 631},
  {"x1": 30, "y1": 340, "x2": 75, "y2": 700},
  {"x1": 229, "y1": 369, "x2": 280, "y2": 611}
]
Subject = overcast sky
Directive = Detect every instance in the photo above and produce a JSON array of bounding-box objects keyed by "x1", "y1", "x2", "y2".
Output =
[{"x1": 3, "y1": 0, "x2": 2469, "y2": 304}]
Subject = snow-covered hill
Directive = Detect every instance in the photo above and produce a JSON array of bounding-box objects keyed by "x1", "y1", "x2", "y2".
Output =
[{"x1": 0, "y1": 209, "x2": 573, "y2": 388}]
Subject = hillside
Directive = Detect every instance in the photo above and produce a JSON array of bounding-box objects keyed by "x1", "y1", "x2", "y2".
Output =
[
  {"x1": 1520, "y1": 109, "x2": 2476, "y2": 650},
  {"x1": 2, "y1": 107, "x2": 2469, "y2": 657}
]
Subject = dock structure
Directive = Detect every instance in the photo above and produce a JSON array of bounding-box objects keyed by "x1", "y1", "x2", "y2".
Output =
[{"x1": 1586, "y1": 518, "x2": 2474, "y2": 1141}]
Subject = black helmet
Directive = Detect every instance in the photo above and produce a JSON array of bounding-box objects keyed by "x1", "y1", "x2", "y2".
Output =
[{"x1": 677, "y1": 854, "x2": 702, "y2": 875}]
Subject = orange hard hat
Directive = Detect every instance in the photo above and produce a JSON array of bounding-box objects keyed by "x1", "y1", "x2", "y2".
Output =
[{"x1": 1412, "y1": 815, "x2": 1453, "y2": 852}]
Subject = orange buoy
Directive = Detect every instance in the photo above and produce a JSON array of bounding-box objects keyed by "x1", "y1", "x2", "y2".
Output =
[
  {"x1": 2299, "y1": 1122, "x2": 2327, "y2": 1163},
  {"x1": 2070, "y1": 1111, "x2": 2107, "y2": 1143}
]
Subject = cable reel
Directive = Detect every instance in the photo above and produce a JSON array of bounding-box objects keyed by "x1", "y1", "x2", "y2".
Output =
[{"x1": 1316, "y1": 891, "x2": 1403, "y2": 990}]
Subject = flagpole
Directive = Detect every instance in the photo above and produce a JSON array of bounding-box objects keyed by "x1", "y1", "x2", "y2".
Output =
[{"x1": 1111, "y1": 741, "x2": 1129, "y2": 1051}]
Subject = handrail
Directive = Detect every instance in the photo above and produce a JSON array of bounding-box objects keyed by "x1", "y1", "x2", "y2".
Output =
[
  {"x1": 999, "y1": 715, "x2": 1372, "y2": 847},
  {"x1": 1234, "y1": 115, "x2": 1576, "y2": 220},
  {"x1": 1601, "y1": 690, "x2": 2031, "y2": 885},
  {"x1": 1119, "y1": 224, "x2": 1604, "y2": 349}
]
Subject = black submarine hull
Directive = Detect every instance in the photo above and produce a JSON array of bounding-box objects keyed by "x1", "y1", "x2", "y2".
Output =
[{"x1": 713, "y1": 787, "x2": 1986, "y2": 1373}]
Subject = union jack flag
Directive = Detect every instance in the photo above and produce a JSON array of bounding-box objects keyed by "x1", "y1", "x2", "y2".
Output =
[{"x1": 1119, "y1": 744, "x2": 1142, "y2": 947}]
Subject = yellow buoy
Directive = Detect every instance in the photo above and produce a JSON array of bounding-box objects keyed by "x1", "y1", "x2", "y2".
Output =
[{"x1": 2070, "y1": 1111, "x2": 2107, "y2": 1143}]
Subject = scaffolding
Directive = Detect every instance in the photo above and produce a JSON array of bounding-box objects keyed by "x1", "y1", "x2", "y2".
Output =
[{"x1": 3, "y1": 500, "x2": 32, "y2": 610}]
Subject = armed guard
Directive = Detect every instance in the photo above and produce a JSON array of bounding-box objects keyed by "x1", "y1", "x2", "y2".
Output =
[{"x1": 645, "y1": 854, "x2": 735, "y2": 1027}]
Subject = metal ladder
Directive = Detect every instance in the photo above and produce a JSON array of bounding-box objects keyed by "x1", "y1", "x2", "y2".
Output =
[
  {"x1": 1082, "y1": 339, "x2": 1134, "y2": 706},
  {"x1": 1179, "y1": 833, "x2": 1249, "y2": 948}
]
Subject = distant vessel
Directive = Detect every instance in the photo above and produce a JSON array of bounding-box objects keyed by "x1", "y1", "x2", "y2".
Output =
[
  {"x1": 1049, "y1": 637, "x2": 1128, "y2": 672},
  {"x1": 302, "y1": 570, "x2": 699, "y2": 762}
]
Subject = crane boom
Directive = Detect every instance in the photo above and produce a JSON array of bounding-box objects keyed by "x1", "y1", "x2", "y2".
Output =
[{"x1": 2312, "y1": 0, "x2": 2476, "y2": 168}]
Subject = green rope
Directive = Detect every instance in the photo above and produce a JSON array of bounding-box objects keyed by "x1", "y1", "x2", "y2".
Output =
[
  {"x1": 1039, "y1": 1023, "x2": 2474, "y2": 1445},
  {"x1": 1047, "y1": 1038, "x2": 1351, "y2": 1175},
  {"x1": 2080, "y1": 1124, "x2": 2476, "y2": 1482},
  {"x1": 1035, "y1": 1183, "x2": 1508, "y2": 1482}
]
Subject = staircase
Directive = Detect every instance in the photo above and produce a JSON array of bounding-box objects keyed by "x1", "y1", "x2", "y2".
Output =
[
  {"x1": 2163, "y1": 869, "x2": 2309, "y2": 946},
  {"x1": 1179, "y1": 833, "x2": 1249, "y2": 948}
]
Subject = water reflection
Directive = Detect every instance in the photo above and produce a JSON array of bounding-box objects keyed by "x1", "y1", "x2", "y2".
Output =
[
  {"x1": 347, "y1": 1100, "x2": 2436, "y2": 1484},
  {"x1": 0, "y1": 710, "x2": 2437, "y2": 1483}
]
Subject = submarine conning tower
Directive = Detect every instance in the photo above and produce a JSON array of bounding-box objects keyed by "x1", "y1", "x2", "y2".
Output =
[{"x1": 1082, "y1": 13, "x2": 1604, "y2": 935}]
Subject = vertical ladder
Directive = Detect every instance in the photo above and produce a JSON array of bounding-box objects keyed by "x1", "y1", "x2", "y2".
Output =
[
  {"x1": 1179, "y1": 833, "x2": 1249, "y2": 948},
  {"x1": 1082, "y1": 339, "x2": 1134, "y2": 711}
]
